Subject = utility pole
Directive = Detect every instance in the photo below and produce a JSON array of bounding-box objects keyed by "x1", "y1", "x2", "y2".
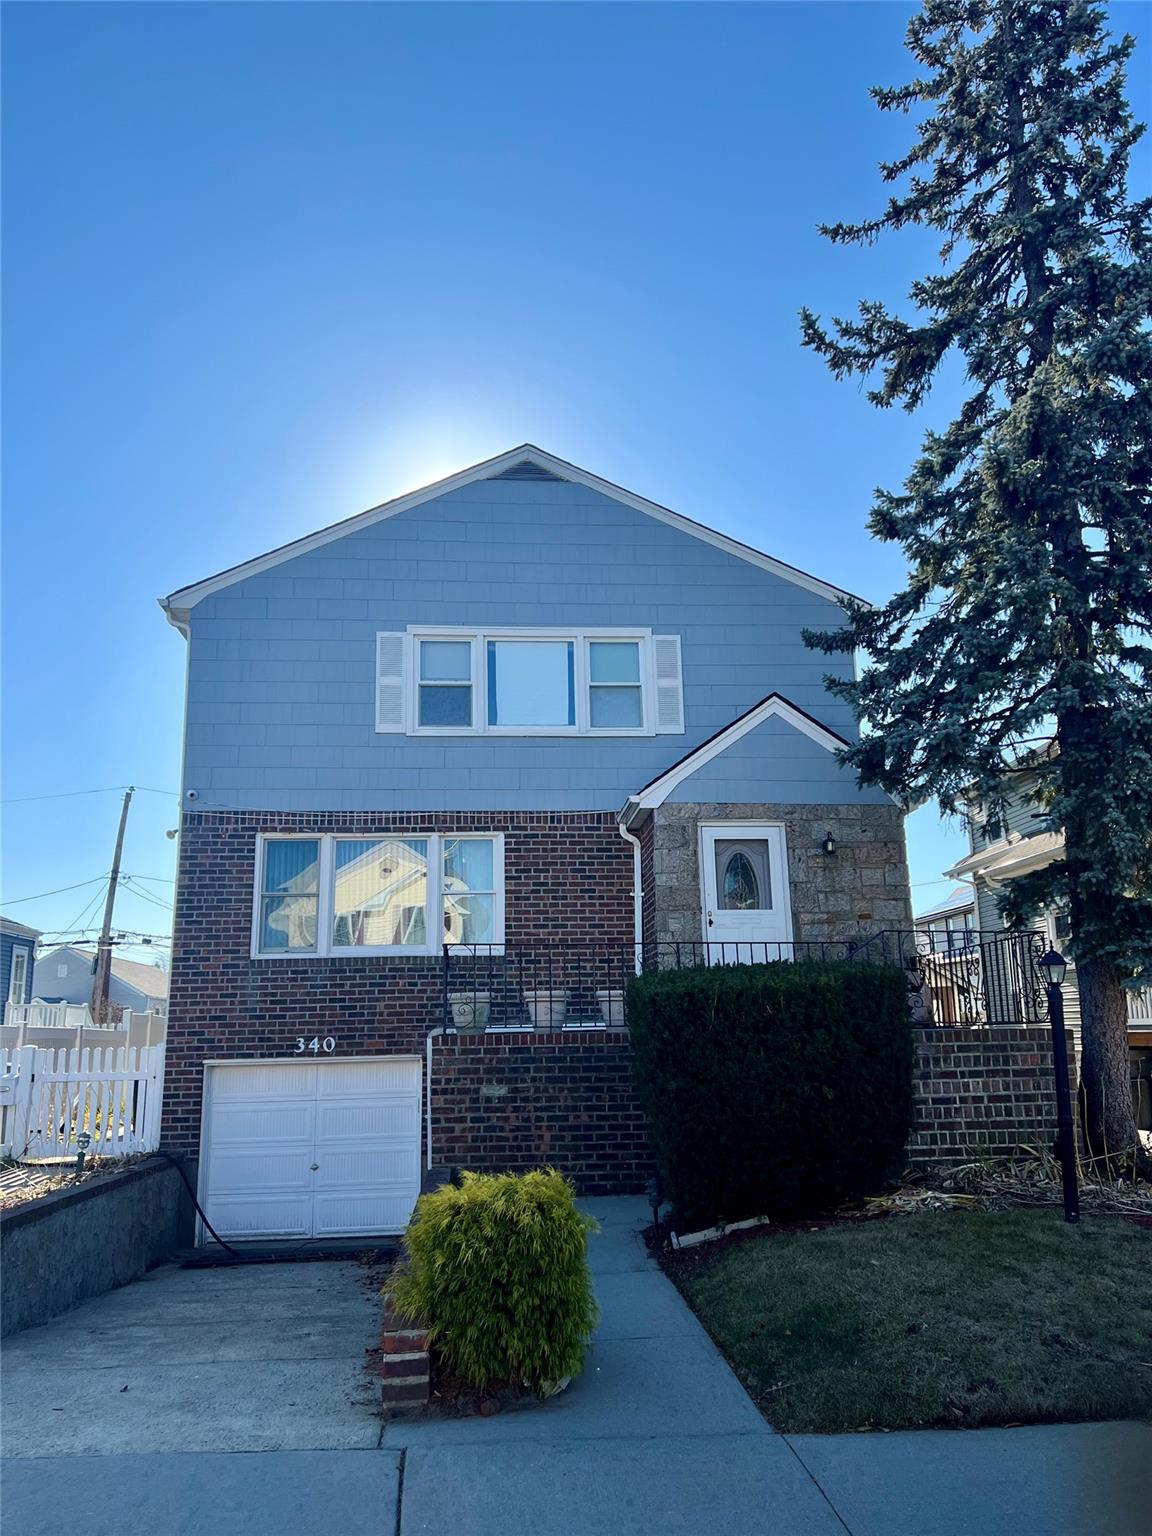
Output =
[{"x1": 90, "y1": 787, "x2": 134, "y2": 1024}]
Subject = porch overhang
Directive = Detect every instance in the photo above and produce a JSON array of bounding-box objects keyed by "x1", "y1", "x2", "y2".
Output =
[{"x1": 945, "y1": 830, "x2": 1064, "y2": 888}]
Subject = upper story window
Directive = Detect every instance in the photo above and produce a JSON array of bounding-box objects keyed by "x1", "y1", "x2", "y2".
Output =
[
  {"x1": 377, "y1": 628, "x2": 684, "y2": 737},
  {"x1": 253, "y1": 833, "x2": 504, "y2": 958}
]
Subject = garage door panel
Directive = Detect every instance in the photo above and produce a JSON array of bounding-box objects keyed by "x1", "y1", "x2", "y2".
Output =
[
  {"x1": 313, "y1": 1193, "x2": 418, "y2": 1238},
  {"x1": 205, "y1": 1195, "x2": 312, "y2": 1239},
  {"x1": 209, "y1": 1102, "x2": 316, "y2": 1146},
  {"x1": 212, "y1": 1063, "x2": 316, "y2": 1098},
  {"x1": 201, "y1": 1058, "x2": 421, "y2": 1242},
  {"x1": 209, "y1": 1151, "x2": 315, "y2": 1193},
  {"x1": 317, "y1": 1060, "x2": 420, "y2": 1096},
  {"x1": 317, "y1": 1148, "x2": 420, "y2": 1188},
  {"x1": 316, "y1": 1099, "x2": 418, "y2": 1141}
]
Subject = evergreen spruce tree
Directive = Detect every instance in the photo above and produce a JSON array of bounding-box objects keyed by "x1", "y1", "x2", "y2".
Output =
[{"x1": 800, "y1": 0, "x2": 1152, "y2": 1163}]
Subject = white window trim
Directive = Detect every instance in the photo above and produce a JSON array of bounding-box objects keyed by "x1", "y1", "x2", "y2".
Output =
[
  {"x1": 406, "y1": 626, "x2": 655, "y2": 737},
  {"x1": 251, "y1": 832, "x2": 505, "y2": 959},
  {"x1": 8, "y1": 946, "x2": 30, "y2": 1004}
]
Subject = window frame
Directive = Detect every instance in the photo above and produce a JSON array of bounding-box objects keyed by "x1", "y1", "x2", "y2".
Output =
[
  {"x1": 405, "y1": 626, "x2": 655, "y2": 737},
  {"x1": 8, "y1": 945, "x2": 31, "y2": 1005},
  {"x1": 251, "y1": 831, "x2": 505, "y2": 959},
  {"x1": 416, "y1": 636, "x2": 477, "y2": 730}
]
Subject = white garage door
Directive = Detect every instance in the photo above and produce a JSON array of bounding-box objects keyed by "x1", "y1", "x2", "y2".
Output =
[{"x1": 201, "y1": 1058, "x2": 422, "y2": 1241}]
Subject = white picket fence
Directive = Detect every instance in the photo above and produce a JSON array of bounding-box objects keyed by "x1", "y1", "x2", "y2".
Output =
[{"x1": 0, "y1": 1043, "x2": 166, "y2": 1161}]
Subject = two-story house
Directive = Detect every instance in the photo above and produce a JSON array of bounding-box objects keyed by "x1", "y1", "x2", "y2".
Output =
[{"x1": 161, "y1": 445, "x2": 912, "y2": 1243}]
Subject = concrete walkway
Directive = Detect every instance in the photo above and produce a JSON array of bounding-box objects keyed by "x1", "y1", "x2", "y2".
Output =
[
  {"x1": 2, "y1": 1198, "x2": 1148, "y2": 1535},
  {"x1": 387, "y1": 1197, "x2": 1151, "y2": 1536}
]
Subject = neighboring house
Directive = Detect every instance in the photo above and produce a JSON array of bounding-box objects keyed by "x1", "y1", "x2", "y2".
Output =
[
  {"x1": 160, "y1": 443, "x2": 913, "y2": 1242},
  {"x1": 914, "y1": 886, "x2": 975, "y2": 940},
  {"x1": 941, "y1": 755, "x2": 1152, "y2": 1134},
  {"x1": 942, "y1": 749, "x2": 1152, "y2": 1036},
  {"x1": 1, "y1": 918, "x2": 40, "y2": 1013},
  {"x1": 33, "y1": 946, "x2": 169, "y2": 1015}
]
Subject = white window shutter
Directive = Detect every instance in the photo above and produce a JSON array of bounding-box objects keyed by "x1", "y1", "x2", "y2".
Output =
[
  {"x1": 376, "y1": 633, "x2": 408, "y2": 733},
  {"x1": 652, "y1": 634, "x2": 684, "y2": 733}
]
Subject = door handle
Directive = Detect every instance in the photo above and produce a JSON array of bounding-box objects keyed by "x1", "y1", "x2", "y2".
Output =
[
  {"x1": 706, "y1": 911, "x2": 714, "y2": 927},
  {"x1": 310, "y1": 1164, "x2": 319, "y2": 1172}
]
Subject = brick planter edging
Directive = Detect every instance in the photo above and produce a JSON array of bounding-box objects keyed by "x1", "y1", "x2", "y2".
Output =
[{"x1": 369, "y1": 1294, "x2": 430, "y2": 1416}]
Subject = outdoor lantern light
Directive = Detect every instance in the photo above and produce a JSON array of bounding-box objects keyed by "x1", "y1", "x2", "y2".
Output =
[
  {"x1": 1039, "y1": 948, "x2": 1068, "y2": 988},
  {"x1": 822, "y1": 831, "x2": 837, "y2": 857}
]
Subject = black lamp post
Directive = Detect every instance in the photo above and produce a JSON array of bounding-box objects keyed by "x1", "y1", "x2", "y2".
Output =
[{"x1": 1038, "y1": 948, "x2": 1079, "y2": 1224}]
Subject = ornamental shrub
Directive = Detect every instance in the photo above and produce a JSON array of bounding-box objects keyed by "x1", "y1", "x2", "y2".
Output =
[
  {"x1": 389, "y1": 1168, "x2": 598, "y2": 1392},
  {"x1": 627, "y1": 960, "x2": 914, "y2": 1229}
]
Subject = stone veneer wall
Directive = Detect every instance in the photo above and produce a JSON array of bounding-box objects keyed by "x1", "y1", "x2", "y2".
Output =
[{"x1": 648, "y1": 801, "x2": 912, "y2": 947}]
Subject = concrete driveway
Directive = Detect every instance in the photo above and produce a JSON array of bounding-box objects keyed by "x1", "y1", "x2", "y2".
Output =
[
  {"x1": 2, "y1": 1257, "x2": 402, "y2": 1535},
  {"x1": 2, "y1": 1257, "x2": 386, "y2": 1456}
]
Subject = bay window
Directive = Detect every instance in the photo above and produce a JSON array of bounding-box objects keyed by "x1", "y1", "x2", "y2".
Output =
[{"x1": 254, "y1": 833, "x2": 504, "y2": 957}]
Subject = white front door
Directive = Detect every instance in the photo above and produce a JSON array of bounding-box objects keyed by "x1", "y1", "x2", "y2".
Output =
[
  {"x1": 700, "y1": 823, "x2": 792, "y2": 960},
  {"x1": 201, "y1": 1057, "x2": 422, "y2": 1241}
]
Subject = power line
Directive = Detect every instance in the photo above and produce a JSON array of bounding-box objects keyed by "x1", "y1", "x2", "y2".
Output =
[
  {"x1": 119, "y1": 877, "x2": 174, "y2": 911},
  {"x1": 4, "y1": 875, "x2": 109, "y2": 905},
  {"x1": 0, "y1": 783, "x2": 178, "y2": 806}
]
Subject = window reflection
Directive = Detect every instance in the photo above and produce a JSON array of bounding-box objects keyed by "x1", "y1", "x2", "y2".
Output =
[{"x1": 332, "y1": 838, "x2": 429, "y2": 948}]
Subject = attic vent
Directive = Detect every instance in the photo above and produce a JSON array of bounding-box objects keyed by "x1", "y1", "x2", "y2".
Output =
[{"x1": 487, "y1": 460, "x2": 566, "y2": 482}]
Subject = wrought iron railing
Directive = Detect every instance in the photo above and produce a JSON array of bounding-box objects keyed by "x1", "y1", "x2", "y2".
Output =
[
  {"x1": 442, "y1": 930, "x2": 1049, "y2": 1031},
  {"x1": 849, "y1": 928, "x2": 1049, "y2": 1026}
]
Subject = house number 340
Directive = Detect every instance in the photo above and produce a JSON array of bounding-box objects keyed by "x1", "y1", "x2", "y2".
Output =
[{"x1": 294, "y1": 1036, "x2": 336, "y2": 1055}]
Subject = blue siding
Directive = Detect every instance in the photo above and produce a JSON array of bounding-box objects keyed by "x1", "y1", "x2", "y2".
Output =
[
  {"x1": 663, "y1": 714, "x2": 890, "y2": 806},
  {"x1": 1, "y1": 934, "x2": 36, "y2": 1006},
  {"x1": 181, "y1": 477, "x2": 866, "y2": 812}
]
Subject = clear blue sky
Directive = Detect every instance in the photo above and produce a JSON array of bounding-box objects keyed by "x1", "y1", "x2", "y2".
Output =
[{"x1": 3, "y1": 2, "x2": 1148, "y2": 955}]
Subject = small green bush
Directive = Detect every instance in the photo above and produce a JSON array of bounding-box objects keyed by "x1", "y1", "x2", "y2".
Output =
[
  {"x1": 627, "y1": 960, "x2": 914, "y2": 1229},
  {"x1": 389, "y1": 1168, "x2": 598, "y2": 1391}
]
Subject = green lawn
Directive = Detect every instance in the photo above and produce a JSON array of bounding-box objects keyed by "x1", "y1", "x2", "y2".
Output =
[{"x1": 672, "y1": 1211, "x2": 1152, "y2": 1433}]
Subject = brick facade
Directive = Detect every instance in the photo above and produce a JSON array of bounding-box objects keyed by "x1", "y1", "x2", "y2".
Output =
[
  {"x1": 163, "y1": 808, "x2": 633, "y2": 1152},
  {"x1": 429, "y1": 1030, "x2": 650, "y2": 1195},
  {"x1": 907, "y1": 1026, "x2": 1072, "y2": 1166},
  {"x1": 166, "y1": 809, "x2": 1061, "y2": 1197}
]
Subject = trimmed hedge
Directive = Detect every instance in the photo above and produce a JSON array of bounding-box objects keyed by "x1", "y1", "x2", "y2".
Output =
[
  {"x1": 627, "y1": 960, "x2": 914, "y2": 1228},
  {"x1": 390, "y1": 1169, "x2": 598, "y2": 1392}
]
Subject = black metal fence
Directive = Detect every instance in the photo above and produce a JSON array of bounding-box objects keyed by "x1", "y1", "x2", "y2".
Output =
[{"x1": 441, "y1": 929, "x2": 1049, "y2": 1031}]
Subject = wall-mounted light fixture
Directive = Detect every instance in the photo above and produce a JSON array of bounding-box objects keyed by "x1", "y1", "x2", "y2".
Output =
[{"x1": 822, "y1": 831, "x2": 837, "y2": 857}]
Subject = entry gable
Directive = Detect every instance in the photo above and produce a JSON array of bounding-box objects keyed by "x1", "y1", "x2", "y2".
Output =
[{"x1": 621, "y1": 694, "x2": 894, "y2": 817}]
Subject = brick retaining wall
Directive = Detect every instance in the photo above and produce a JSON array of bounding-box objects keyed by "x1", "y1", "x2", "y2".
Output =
[
  {"x1": 430, "y1": 1029, "x2": 651, "y2": 1194},
  {"x1": 431, "y1": 1025, "x2": 1068, "y2": 1190},
  {"x1": 907, "y1": 1025, "x2": 1070, "y2": 1166}
]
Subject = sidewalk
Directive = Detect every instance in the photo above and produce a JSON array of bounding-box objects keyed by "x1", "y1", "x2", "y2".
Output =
[{"x1": 387, "y1": 1196, "x2": 1150, "y2": 1536}]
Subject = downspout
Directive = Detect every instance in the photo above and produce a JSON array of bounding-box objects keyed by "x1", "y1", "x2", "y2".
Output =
[
  {"x1": 617, "y1": 807, "x2": 644, "y2": 969},
  {"x1": 424, "y1": 1027, "x2": 444, "y2": 1172}
]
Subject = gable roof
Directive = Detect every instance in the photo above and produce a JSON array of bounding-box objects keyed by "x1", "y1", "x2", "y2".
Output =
[
  {"x1": 40, "y1": 946, "x2": 169, "y2": 1001},
  {"x1": 1, "y1": 916, "x2": 42, "y2": 941},
  {"x1": 160, "y1": 445, "x2": 869, "y2": 632},
  {"x1": 619, "y1": 692, "x2": 856, "y2": 823},
  {"x1": 914, "y1": 885, "x2": 975, "y2": 923}
]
